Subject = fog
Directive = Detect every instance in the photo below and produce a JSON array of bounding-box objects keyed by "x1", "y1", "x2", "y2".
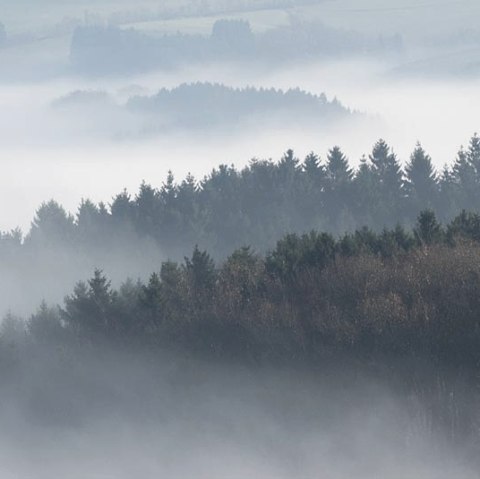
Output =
[
  {"x1": 0, "y1": 345, "x2": 478, "y2": 479},
  {"x1": 0, "y1": 63, "x2": 478, "y2": 232},
  {"x1": 1, "y1": 1, "x2": 480, "y2": 476}
]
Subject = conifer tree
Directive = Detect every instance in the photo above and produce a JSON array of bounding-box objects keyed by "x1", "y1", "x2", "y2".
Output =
[
  {"x1": 368, "y1": 139, "x2": 404, "y2": 225},
  {"x1": 324, "y1": 146, "x2": 354, "y2": 230},
  {"x1": 404, "y1": 143, "x2": 438, "y2": 216}
]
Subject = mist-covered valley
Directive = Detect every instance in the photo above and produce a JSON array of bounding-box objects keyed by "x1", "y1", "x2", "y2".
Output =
[{"x1": 2, "y1": 0, "x2": 480, "y2": 477}]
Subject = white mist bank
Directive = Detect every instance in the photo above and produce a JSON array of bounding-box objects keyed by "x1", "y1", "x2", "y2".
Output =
[{"x1": 0, "y1": 354, "x2": 477, "y2": 479}]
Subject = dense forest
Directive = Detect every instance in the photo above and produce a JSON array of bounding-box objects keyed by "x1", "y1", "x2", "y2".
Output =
[
  {"x1": 15, "y1": 208, "x2": 480, "y2": 362},
  {"x1": 70, "y1": 18, "x2": 402, "y2": 75},
  {"x1": 2, "y1": 135, "x2": 479, "y2": 259},
  {"x1": 3, "y1": 135, "x2": 480, "y2": 450},
  {"x1": 3, "y1": 1, "x2": 480, "y2": 476},
  {"x1": 3, "y1": 209, "x2": 480, "y2": 447}
]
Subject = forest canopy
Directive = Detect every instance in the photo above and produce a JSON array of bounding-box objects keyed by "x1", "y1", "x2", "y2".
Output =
[{"x1": 2, "y1": 134, "x2": 479, "y2": 259}]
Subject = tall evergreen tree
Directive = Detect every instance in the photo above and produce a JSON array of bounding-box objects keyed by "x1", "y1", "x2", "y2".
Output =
[
  {"x1": 414, "y1": 210, "x2": 443, "y2": 246},
  {"x1": 404, "y1": 143, "x2": 438, "y2": 218},
  {"x1": 324, "y1": 146, "x2": 354, "y2": 231},
  {"x1": 302, "y1": 152, "x2": 327, "y2": 228},
  {"x1": 27, "y1": 200, "x2": 75, "y2": 246},
  {"x1": 110, "y1": 190, "x2": 134, "y2": 226},
  {"x1": 368, "y1": 139, "x2": 404, "y2": 226},
  {"x1": 452, "y1": 145, "x2": 476, "y2": 210},
  {"x1": 438, "y1": 164, "x2": 458, "y2": 221},
  {"x1": 135, "y1": 182, "x2": 159, "y2": 237}
]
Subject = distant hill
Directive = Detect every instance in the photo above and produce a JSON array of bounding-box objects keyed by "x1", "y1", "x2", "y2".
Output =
[
  {"x1": 70, "y1": 19, "x2": 402, "y2": 76},
  {"x1": 51, "y1": 82, "x2": 358, "y2": 137},
  {"x1": 126, "y1": 82, "x2": 355, "y2": 130}
]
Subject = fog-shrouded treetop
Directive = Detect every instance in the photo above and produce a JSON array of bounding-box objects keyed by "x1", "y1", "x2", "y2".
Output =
[
  {"x1": 3, "y1": 135, "x2": 477, "y2": 258},
  {"x1": 0, "y1": 135, "x2": 479, "y2": 318}
]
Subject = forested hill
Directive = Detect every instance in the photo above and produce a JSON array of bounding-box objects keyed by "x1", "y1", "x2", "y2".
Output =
[
  {"x1": 126, "y1": 83, "x2": 351, "y2": 130},
  {"x1": 53, "y1": 83, "x2": 353, "y2": 133},
  {"x1": 15, "y1": 208, "x2": 480, "y2": 364},
  {"x1": 5, "y1": 211, "x2": 480, "y2": 454},
  {"x1": 3, "y1": 134, "x2": 479, "y2": 259}
]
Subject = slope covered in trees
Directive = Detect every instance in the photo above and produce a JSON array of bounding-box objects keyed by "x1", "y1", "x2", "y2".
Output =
[
  {"x1": 17, "y1": 209, "x2": 480, "y2": 362},
  {"x1": 3, "y1": 135, "x2": 479, "y2": 259},
  {"x1": 126, "y1": 83, "x2": 351, "y2": 130},
  {"x1": 53, "y1": 83, "x2": 354, "y2": 135},
  {"x1": 4, "y1": 210, "x2": 480, "y2": 449}
]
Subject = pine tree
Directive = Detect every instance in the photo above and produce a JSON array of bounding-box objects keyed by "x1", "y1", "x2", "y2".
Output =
[
  {"x1": 368, "y1": 139, "x2": 404, "y2": 225},
  {"x1": 135, "y1": 182, "x2": 159, "y2": 237},
  {"x1": 414, "y1": 210, "x2": 443, "y2": 246},
  {"x1": 326, "y1": 146, "x2": 353, "y2": 186},
  {"x1": 28, "y1": 302, "x2": 63, "y2": 342},
  {"x1": 110, "y1": 189, "x2": 134, "y2": 226},
  {"x1": 302, "y1": 152, "x2": 327, "y2": 228},
  {"x1": 404, "y1": 143, "x2": 438, "y2": 218},
  {"x1": 27, "y1": 200, "x2": 75, "y2": 246},
  {"x1": 324, "y1": 146, "x2": 354, "y2": 231},
  {"x1": 451, "y1": 141, "x2": 478, "y2": 209}
]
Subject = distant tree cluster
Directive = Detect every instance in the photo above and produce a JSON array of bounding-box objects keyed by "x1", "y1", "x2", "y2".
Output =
[
  {"x1": 3, "y1": 135, "x2": 479, "y2": 261},
  {"x1": 127, "y1": 82, "x2": 350, "y2": 129},
  {"x1": 70, "y1": 18, "x2": 402, "y2": 75}
]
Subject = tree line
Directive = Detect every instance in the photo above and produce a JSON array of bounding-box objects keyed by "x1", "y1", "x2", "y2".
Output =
[
  {"x1": 70, "y1": 18, "x2": 402, "y2": 75},
  {"x1": 2, "y1": 135, "x2": 480, "y2": 260}
]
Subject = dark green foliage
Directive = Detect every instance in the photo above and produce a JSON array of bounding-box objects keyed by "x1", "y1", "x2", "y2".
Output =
[
  {"x1": 62, "y1": 269, "x2": 117, "y2": 338},
  {"x1": 447, "y1": 210, "x2": 480, "y2": 242},
  {"x1": 414, "y1": 210, "x2": 443, "y2": 245},
  {"x1": 266, "y1": 231, "x2": 336, "y2": 281}
]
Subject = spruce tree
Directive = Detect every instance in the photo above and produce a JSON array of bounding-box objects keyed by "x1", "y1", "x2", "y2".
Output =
[
  {"x1": 324, "y1": 146, "x2": 354, "y2": 231},
  {"x1": 368, "y1": 139, "x2": 404, "y2": 226},
  {"x1": 404, "y1": 143, "x2": 438, "y2": 218}
]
